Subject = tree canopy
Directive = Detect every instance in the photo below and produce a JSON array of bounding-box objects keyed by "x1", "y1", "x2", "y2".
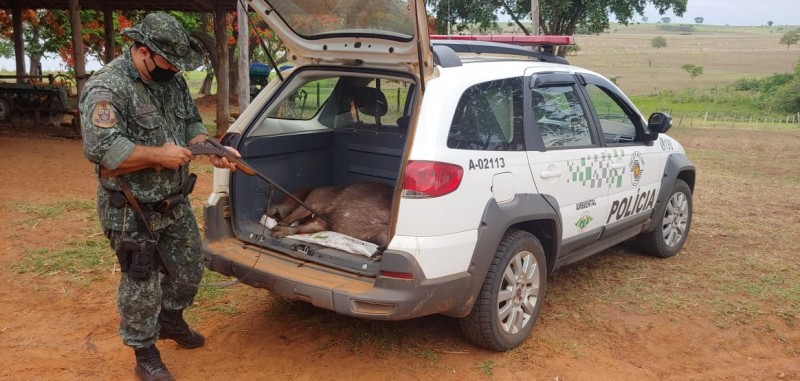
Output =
[
  {"x1": 779, "y1": 29, "x2": 800, "y2": 50},
  {"x1": 681, "y1": 63, "x2": 703, "y2": 79},
  {"x1": 0, "y1": 9, "x2": 139, "y2": 75},
  {"x1": 0, "y1": 9, "x2": 287, "y2": 100},
  {"x1": 428, "y1": 0, "x2": 686, "y2": 55}
]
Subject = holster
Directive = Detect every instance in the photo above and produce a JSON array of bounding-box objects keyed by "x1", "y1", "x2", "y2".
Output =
[
  {"x1": 108, "y1": 174, "x2": 197, "y2": 280},
  {"x1": 116, "y1": 236, "x2": 159, "y2": 280}
]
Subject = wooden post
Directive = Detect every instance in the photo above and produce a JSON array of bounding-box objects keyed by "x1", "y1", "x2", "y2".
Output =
[
  {"x1": 237, "y1": 1, "x2": 250, "y2": 113},
  {"x1": 531, "y1": 0, "x2": 539, "y2": 35},
  {"x1": 69, "y1": 0, "x2": 87, "y2": 96},
  {"x1": 103, "y1": 5, "x2": 115, "y2": 64},
  {"x1": 214, "y1": 6, "x2": 230, "y2": 137},
  {"x1": 12, "y1": 7, "x2": 25, "y2": 83}
]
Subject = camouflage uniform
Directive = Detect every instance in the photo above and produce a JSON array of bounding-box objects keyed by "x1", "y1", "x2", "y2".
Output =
[{"x1": 80, "y1": 13, "x2": 205, "y2": 350}]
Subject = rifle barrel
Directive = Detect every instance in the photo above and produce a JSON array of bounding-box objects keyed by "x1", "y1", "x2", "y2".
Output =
[{"x1": 198, "y1": 140, "x2": 332, "y2": 225}]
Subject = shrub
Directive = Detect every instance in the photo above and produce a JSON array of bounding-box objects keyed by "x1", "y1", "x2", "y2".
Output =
[
  {"x1": 651, "y1": 36, "x2": 667, "y2": 49},
  {"x1": 770, "y1": 80, "x2": 800, "y2": 113}
]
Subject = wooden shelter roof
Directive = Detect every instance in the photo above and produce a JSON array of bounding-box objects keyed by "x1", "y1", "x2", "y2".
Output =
[{"x1": 0, "y1": 0, "x2": 237, "y2": 12}]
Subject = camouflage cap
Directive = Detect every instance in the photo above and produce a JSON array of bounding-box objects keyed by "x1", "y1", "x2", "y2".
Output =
[{"x1": 122, "y1": 12, "x2": 203, "y2": 71}]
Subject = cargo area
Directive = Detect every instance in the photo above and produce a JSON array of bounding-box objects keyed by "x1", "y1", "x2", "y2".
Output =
[{"x1": 220, "y1": 71, "x2": 415, "y2": 276}]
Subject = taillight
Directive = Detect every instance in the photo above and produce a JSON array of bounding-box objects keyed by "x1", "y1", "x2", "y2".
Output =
[
  {"x1": 379, "y1": 270, "x2": 414, "y2": 279},
  {"x1": 403, "y1": 160, "x2": 463, "y2": 198}
]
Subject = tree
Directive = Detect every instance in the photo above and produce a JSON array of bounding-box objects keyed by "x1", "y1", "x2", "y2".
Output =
[
  {"x1": 642, "y1": 16, "x2": 649, "y2": 23},
  {"x1": 694, "y1": 17, "x2": 704, "y2": 24},
  {"x1": 651, "y1": 36, "x2": 667, "y2": 49},
  {"x1": 427, "y1": 0, "x2": 687, "y2": 55},
  {"x1": 428, "y1": 0, "x2": 499, "y2": 34},
  {"x1": 661, "y1": 17, "x2": 671, "y2": 23},
  {"x1": 0, "y1": 9, "x2": 140, "y2": 76},
  {"x1": 681, "y1": 63, "x2": 703, "y2": 79},
  {"x1": 779, "y1": 29, "x2": 800, "y2": 49},
  {"x1": 0, "y1": 10, "x2": 73, "y2": 77},
  {"x1": 768, "y1": 20, "x2": 774, "y2": 27}
]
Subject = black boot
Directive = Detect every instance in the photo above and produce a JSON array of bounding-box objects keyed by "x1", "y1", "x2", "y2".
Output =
[
  {"x1": 134, "y1": 345, "x2": 174, "y2": 381},
  {"x1": 158, "y1": 308, "x2": 205, "y2": 349}
]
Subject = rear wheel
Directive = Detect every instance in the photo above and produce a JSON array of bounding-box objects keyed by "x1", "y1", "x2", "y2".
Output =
[
  {"x1": 638, "y1": 179, "x2": 692, "y2": 258},
  {"x1": 459, "y1": 229, "x2": 547, "y2": 351}
]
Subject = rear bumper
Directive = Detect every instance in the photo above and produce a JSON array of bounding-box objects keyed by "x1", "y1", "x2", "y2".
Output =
[{"x1": 203, "y1": 238, "x2": 476, "y2": 320}]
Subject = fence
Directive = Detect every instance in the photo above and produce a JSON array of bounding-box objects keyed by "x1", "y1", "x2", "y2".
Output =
[{"x1": 640, "y1": 108, "x2": 800, "y2": 130}]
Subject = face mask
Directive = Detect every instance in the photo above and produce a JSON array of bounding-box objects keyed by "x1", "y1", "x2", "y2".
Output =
[{"x1": 144, "y1": 52, "x2": 177, "y2": 82}]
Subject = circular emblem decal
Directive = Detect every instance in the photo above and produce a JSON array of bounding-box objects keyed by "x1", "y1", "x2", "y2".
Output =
[{"x1": 629, "y1": 151, "x2": 644, "y2": 186}]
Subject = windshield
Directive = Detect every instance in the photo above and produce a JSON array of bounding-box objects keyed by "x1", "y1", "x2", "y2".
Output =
[{"x1": 269, "y1": 0, "x2": 415, "y2": 41}]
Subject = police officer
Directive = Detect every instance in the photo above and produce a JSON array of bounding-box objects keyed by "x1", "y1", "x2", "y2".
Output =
[{"x1": 80, "y1": 12, "x2": 238, "y2": 381}]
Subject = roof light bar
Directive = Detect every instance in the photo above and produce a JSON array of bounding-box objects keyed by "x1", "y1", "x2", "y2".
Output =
[{"x1": 431, "y1": 35, "x2": 575, "y2": 46}]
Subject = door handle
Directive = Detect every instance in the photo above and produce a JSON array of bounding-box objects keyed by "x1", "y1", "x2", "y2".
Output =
[
  {"x1": 611, "y1": 163, "x2": 626, "y2": 170},
  {"x1": 540, "y1": 170, "x2": 562, "y2": 179}
]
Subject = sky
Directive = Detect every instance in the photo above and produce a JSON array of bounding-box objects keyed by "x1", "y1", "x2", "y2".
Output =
[
  {"x1": 2, "y1": 0, "x2": 799, "y2": 72},
  {"x1": 628, "y1": 0, "x2": 799, "y2": 26}
]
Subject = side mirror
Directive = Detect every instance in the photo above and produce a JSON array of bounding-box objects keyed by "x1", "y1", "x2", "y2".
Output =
[{"x1": 647, "y1": 112, "x2": 673, "y2": 134}]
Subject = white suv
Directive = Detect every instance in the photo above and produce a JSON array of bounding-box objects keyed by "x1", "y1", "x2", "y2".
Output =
[{"x1": 202, "y1": 0, "x2": 695, "y2": 351}]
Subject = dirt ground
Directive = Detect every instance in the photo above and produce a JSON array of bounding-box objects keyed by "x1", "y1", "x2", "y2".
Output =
[{"x1": 0, "y1": 121, "x2": 798, "y2": 380}]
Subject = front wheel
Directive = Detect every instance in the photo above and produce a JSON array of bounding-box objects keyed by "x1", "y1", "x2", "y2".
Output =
[
  {"x1": 459, "y1": 229, "x2": 547, "y2": 351},
  {"x1": 638, "y1": 179, "x2": 693, "y2": 258}
]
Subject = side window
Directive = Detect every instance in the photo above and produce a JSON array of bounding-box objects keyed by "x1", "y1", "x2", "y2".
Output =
[
  {"x1": 584, "y1": 84, "x2": 639, "y2": 144},
  {"x1": 447, "y1": 78, "x2": 525, "y2": 151},
  {"x1": 268, "y1": 78, "x2": 336, "y2": 120},
  {"x1": 353, "y1": 79, "x2": 411, "y2": 126},
  {"x1": 254, "y1": 75, "x2": 413, "y2": 136},
  {"x1": 327, "y1": 78, "x2": 412, "y2": 129},
  {"x1": 532, "y1": 85, "x2": 593, "y2": 148}
]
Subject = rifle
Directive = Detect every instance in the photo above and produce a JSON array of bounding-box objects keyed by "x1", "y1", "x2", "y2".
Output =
[{"x1": 188, "y1": 138, "x2": 331, "y2": 225}]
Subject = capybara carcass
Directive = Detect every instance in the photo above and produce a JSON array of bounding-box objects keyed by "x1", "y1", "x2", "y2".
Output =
[
  {"x1": 269, "y1": 182, "x2": 394, "y2": 247},
  {"x1": 266, "y1": 187, "x2": 311, "y2": 221}
]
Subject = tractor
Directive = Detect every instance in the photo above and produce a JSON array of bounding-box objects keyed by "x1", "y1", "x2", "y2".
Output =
[{"x1": 0, "y1": 72, "x2": 82, "y2": 133}]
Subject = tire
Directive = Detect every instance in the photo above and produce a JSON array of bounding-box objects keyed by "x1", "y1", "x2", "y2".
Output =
[
  {"x1": 0, "y1": 97, "x2": 14, "y2": 121},
  {"x1": 459, "y1": 229, "x2": 547, "y2": 351},
  {"x1": 638, "y1": 179, "x2": 693, "y2": 258}
]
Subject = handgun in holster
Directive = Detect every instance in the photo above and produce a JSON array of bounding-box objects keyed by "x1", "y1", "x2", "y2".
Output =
[{"x1": 116, "y1": 236, "x2": 159, "y2": 281}]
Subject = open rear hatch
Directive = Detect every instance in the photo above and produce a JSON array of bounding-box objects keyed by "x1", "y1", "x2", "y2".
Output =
[
  {"x1": 216, "y1": 0, "x2": 433, "y2": 276},
  {"x1": 248, "y1": 0, "x2": 433, "y2": 78}
]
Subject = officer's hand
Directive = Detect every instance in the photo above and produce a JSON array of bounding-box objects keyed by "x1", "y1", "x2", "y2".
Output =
[
  {"x1": 210, "y1": 146, "x2": 240, "y2": 172},
  {"x1": 158, "y1": 142, "x2": 193, "y2": 170}
]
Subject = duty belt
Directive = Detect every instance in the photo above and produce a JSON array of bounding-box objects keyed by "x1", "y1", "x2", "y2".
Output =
[{"x1": 104, "y1": 173, "x2": 197, "y2": 215}]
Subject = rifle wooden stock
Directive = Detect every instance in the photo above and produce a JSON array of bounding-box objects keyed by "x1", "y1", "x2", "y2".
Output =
[{"x1": 189, "y1": 144, "x2": 255, "y2": 175}]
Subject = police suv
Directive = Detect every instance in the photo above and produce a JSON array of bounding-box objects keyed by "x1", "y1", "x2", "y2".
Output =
[{"x1": 202, "y1": 0, "x2": 695, "y2": 351}]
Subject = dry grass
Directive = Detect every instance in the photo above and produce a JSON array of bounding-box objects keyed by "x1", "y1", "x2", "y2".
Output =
[{"x1": 569, "y1": 24, "x2": 800, "y2": 95}]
